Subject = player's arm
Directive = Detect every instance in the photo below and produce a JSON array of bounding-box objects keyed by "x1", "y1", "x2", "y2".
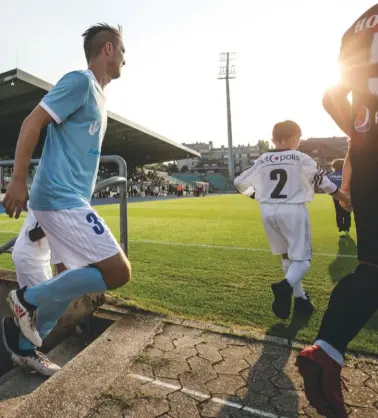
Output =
[
  {"x1": 2, "y1": 107, "x2": 54, "y2": 218},
  {"x1": 322, "y1": 86, "x2": 352, "y2": 137},
  {"x1": 3, "y1": 72, "x2": 90, "y2": 219},
  {"x1": 234, "y1": 160, "x2": 259, "y2": 197},
  {"x1": 301, "y1": 154, "x2": 351, "y2": 207},
  {"x1": 322, "y1": 36, "x2": 353, "y2": 137},
  {"x1": 341, "y1": 144, "x2": 351, "y2": 194}
]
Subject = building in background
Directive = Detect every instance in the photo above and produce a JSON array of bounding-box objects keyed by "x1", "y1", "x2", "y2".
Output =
[
  {"x1": 298, "y1": 137, "x2": 348, "y2": 171},
  {"x1": 176, "y1": 141, "x2": 260, "y2": 175},
  {"x1": 176, "y1": 137, "x2": 348, "y2": 175}
]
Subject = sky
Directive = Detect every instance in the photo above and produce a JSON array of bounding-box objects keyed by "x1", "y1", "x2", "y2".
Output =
[{"x1": 0, "y1": 0, "x2": 377, "y2": 147}]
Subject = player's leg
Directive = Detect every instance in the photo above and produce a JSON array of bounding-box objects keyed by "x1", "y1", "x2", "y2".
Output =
[
  {"x1": 343, "y1": 206, "x2": 351, "y2": 235},
  {"x1": 333, "y1": 199, "x2": 345, "y2": 235},
  {"x1": 7, "y1": 206, "x2": 131, "y2": 347},
  {"x1": 271, "y1": 205, "x2": 313, "y2": 318},
  {"x1": 296, "y1": 198, "x2": 376, "y2": 417},
  {"x1": 260, "y1": 204, "x2": 293, "y2": 319},
  {"x1": 285, "y1": 204, "x2": 314, "y2": 316},
  {"x1": 5, "y1": 230, "x2": 62, "y2": 376}
]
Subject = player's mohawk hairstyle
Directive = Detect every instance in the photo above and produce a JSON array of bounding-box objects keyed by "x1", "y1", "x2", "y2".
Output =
[
  {"x1": 82, "y1": 23, "x2": 122, "y2": 63},
  {"x1": 272, "y1": 120, "x2": 302, "y2": 143}
]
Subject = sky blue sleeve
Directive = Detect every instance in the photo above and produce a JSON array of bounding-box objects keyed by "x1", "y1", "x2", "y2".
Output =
[{"x1": 39, "y1": 71, "x2": 90, "y2": 124}]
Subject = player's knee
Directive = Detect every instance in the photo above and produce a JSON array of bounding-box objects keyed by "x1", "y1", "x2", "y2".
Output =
[{"x1": 97, "y1": 252, "x2": 131, "y2": 289}]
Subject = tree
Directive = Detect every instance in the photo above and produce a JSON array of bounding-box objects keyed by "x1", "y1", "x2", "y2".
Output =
[
  {"x1": 257, "y1": 140, "x2": 272, "y2": 154},
  {"x1": 167, "y1": 162, "x2": 179, "y2": 172},
  {"x1": 181, "y1": 165, "x2": 189, "y2": 172}
]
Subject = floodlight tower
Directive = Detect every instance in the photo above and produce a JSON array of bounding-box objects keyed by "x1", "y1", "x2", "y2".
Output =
[{"x1": 218, "y1": 52, "x2": 236, "y2": 182}]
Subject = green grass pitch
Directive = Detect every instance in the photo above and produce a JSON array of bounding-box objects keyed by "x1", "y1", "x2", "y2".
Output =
[{"x1": 1, "y1": 194, "x2": 377, "y2": 355}]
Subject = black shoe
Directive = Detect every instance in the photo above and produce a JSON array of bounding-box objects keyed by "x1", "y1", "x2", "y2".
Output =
[
  {"x1": 271, "y1": 280, "x2": 293, "y2": 319},
  {"x1": 294, "y1": 293, "x2": 315, "y2": 316}
]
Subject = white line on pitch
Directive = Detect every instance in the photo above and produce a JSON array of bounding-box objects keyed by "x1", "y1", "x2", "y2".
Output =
[
  {"x1": 129, "y1": 239, "x2": 356, "y2": 259},
  {"x1": 129, "y1": 373, "x2": 285, "y2": 418}
]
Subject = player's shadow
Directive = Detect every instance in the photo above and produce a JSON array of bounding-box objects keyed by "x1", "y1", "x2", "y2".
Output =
[
  {"x1": 328, "y1": 236, "x2": 358, "y2": 283},
  {"x1": 219, "y1": 313, "x2": 310, "y2": 417}
]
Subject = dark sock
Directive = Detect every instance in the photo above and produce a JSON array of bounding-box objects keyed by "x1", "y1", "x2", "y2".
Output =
[{"x1": 16, "y1": 286, "x2": 37, "y2": 311}]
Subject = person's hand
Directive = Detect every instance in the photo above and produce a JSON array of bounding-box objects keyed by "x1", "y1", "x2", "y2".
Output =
[
  {"x1": 339, "y1": 189, "x2": 352, "y2": 212},
  {"x1": 2, "y1": 177, "x2": 29, "y2": 219}
]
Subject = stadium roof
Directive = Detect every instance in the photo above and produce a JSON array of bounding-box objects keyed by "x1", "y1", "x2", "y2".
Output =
[{"x1": 0, "y1": 69, "x2": 200, "y2": 167}]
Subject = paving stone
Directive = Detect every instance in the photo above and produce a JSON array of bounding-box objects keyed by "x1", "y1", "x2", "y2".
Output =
[
  {"x1": 153, "y1": 358, "x2": 191, "y2": 380},
  {"x1": 173, "y1": 335, "x2": 205, "y2": 348},
  {"x1": 219, "y1": 345, "x2": 253, "y2": 359},
  {"x1": 214, "y1": 358, "x2": 249, "y2": 375},
  {"x1": 356, "y1": 361, "x2": 378, "y2": 376},
  {"x1": 163, "y1": 324, "x2": 203, "y2": 340},
  {"x1": 303, "y1": 404, "x2": 323, "y2": 417},
  {"x1": 198, "y1": 399, "x2": 238, "y2": 418},
  {"x1": 179, "y1": 356, "x2": 217, "y2": 394},
  {"x1": 235, "y1": 387, "x2": 278, "y2": 415},
  {"x1": 139, "y1": 377, "x2": 181, "y2": 398},
  {"x1": 241, "y1": 362, "x2": 279, "y2": 382},
  {"x1": 124, "y1": 398, "x2": 170, "y2": 418},
  {"x1": 206, "y1": 374, "x2": 246, "y2": 396},
  {"x1": 152, "y1": 334, "x2": 175, "y2": 352},
  {"x1": 167, "y1": 391, "x2": 201, "y2": 418},
  {"x1": 366, "y1": 375, "x2": 378, "y2": 394},
  {"x1": 270, "y1": 350, "x2": 298, "y2": 371},
  {"x1": 342, "y1": 367, "x2": 369, "y2": 386},
  {"x1": 144, "y1": 346, "x2": 165, "y2": 358},
  {"x1": 196, "y1": 342, "x2": 223, "y2": 363},
  {"x1": 106, "y1": 375, "x2": 145, "y2": 402},
  {"x1": 201, "y1": 333, "x2": 229, "y2": 349},
  {"x1": 128, "y1": 361, "x2": 154, "y2": 377},
  {"x1": 89, "y1": 400, "x2": 124, "y2": 418},
  {"x1": 349, "y1": 408, "x2": 378, "y2": 417},
  {"x1": 271, "y1": 369, "x2": 303, "y2": 390},
  {"x1": 163, "y1": 346, "x2": 197, "y2": 361},
  {"x1": 344, "y1": 385, "x2": 378, "y2": 407},
  {"x1": 271, "y1": 389, "x2": 308, "y2": 415}
]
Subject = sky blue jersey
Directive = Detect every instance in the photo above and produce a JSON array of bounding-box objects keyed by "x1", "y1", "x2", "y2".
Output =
[{"x1": 29, "y1": 70, "x2": 107, "y2": 211}]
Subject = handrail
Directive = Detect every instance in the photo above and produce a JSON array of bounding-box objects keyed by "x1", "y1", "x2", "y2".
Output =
[{"x1": 0, "y1": 155, "x2": 128, "y2": 256}]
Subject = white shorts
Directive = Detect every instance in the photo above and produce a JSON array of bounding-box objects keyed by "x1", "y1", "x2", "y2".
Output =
[
  {"x1": 12, "y1": 208, "x2": 61, "y2": 288},
  {"x1": 33, "y1": 205, "x2": 121, "y2": 270},
  {"x1": 260, "y1": 203, "x2": 312, "y2": 261}
]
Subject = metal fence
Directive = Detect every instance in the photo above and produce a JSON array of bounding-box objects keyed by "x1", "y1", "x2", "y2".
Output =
[{"x1": 0, "y1": 155, "x2": 128, "y2": 256}]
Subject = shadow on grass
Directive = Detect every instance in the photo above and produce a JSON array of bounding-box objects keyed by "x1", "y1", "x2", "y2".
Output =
[{"x1": 328, "y1": 236, "x2": 358, "y2": 283}]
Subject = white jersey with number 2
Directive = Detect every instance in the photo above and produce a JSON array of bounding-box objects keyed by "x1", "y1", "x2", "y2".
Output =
[{"x1": 234, "y1": 150, "x2": 337, "y2": 204}]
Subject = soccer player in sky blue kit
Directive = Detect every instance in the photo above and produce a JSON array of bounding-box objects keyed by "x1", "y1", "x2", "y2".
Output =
[{"x1": 1, "y1": 23, "x2": 131, "y2": 373}]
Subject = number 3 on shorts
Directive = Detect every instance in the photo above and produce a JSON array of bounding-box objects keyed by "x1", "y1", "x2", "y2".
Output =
[{"x1": 86, "y1": 212, "x2": 105, "y2": 235}]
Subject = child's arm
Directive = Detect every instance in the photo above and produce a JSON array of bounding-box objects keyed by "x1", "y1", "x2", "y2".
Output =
[
  {"x1": 301, "y1": 154, "x2": 351, "y2": 208},
  {"x1": 234, "y1": 161, "x2": 259, "y2": 197}
]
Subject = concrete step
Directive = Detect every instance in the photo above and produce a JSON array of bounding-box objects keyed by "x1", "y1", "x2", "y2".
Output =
[
  {"x1": 3, "y1": 313, "x2": 162, "y2": 418},
  {"x1": 0, "y1": 336, "x2": 87, "y2": 418}
]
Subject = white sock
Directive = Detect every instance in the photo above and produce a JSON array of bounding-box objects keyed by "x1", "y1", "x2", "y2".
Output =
[
  {"x1": 282, "y1": 259, "x2": 291, "y2": 275},
  {"x1": 286, "y1": 260, "x2": 310, "y2": 288},
  {"x1": 293, "y1": 281, "x2": 307, "y2": 299},
  {"x1": 315, "y1": 339, "x2": 344, "y2": 366}
]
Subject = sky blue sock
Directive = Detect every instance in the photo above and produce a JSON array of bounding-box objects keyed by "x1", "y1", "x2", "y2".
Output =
[
  {"x1": 24, "y1": 266, "x2": 107, "y2": 307},
  {"x1": 19, "y1": 299, "x2": 72, "y2": 351}
]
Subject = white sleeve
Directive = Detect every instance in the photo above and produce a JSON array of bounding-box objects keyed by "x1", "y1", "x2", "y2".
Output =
[
  {"x1": 234, "y1": 161, "x2": 258, "y2": 196},
  {"x1": 301, "y1": 154, "x2": 338, "y2": 195}
]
